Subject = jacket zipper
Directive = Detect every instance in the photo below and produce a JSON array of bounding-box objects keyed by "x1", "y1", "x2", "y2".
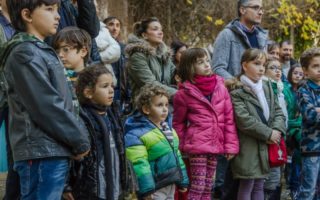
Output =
[{"x1": 149, "y1": 120, "x2": 183, "y2": 180}]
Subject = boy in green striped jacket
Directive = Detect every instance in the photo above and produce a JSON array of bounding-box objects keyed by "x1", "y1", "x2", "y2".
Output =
[{"x1": 125, "y1": 84, "x2": 189, "y2": 199}]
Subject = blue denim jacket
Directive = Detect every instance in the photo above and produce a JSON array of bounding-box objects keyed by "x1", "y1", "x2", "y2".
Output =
[{"x1": 297, "y1": 80, "x2": 320, "y2": 155}]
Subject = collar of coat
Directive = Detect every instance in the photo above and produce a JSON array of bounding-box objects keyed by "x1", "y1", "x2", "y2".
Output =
[
  {"x1": 226, "y1": 19, "x2": 268, "y2": 49},
  {"x1": 226, "y1": 78, "x2": 274, "y2": 109},
  {"x1": 125, "y1": 34, "x2": 172, "y2": 64}
]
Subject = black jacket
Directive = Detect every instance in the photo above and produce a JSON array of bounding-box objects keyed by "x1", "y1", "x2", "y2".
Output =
[
  {"x1": 4, "y1": 39, "x2": 90, "y2": 161},
  {"x1": 46, "y1": 0, "x2": 101, "y2": 62},
  {"x1": 68, "y1": 105, "x2": 128, "y2": 199}
]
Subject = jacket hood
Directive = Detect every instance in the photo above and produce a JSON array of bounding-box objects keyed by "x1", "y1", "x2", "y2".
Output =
[
  {"x1": 225, "y1": 77, "x2": 244, "y2": 92},
  {"x1": 225, "y1": 19, "x2": 268, "y2": 49},
  {"x1": 226, "y1": 19, "x2": 268, "y2": 36},
  {"x1": 125, "y1": 34, "x2": 172, "y2": 64},
  {"x1": 125, "y1": 111, "x2": 173, "y2": 138}
]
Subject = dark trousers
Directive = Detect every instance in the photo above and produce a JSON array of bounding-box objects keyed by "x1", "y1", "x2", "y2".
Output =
[
  {"x1": 2, "y1": 107, "x2": 20, "y2": 200},
  {"x1": 221, "y1": 163, "x2": 239, "y2": 200}
]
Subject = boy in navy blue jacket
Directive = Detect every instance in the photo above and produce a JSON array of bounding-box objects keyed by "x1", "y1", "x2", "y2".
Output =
[{"x1": 297, "y1": 47, "x2": 320, "y2": 199}]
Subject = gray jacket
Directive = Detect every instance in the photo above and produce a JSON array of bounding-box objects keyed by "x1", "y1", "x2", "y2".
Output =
[
  {"x1": 211, "y1": 19, "x2": 268, "y2": 79},
  {"x1": 4, "y1": 40, "x2": 90, "y2": 161}
]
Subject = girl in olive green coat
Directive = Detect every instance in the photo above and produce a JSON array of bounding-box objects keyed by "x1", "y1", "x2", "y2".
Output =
[{"x1": 226, "y1": 49, "x2": 286, "y2": 200}]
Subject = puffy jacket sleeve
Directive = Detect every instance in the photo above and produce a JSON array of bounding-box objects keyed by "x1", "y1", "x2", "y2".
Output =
[
  {"x1": 96, "y1": 24, "x2": 121, "y2": 64},
  {"x1": 223, "y1": 87, "x2": 239, "y2": 154},
  {"x1": 173, "y1": 90, "x2": 188, "y2": 150},
  {"x1": 7, "y1": 46, "x2": 90, "y2": 155},
  {"x1": 298, "y1": 86, "x2": 320, "y2": 126},
  {"x1": 211, "y1": 29, "x2": 233, "y2": 79},
  {"x1": 125, "y1": 133, "x2": 155, "y2": 197},
  {"x1": 128, "y1": 52, "x2": 177, "y2": 97},
  {"x1": 231, "y1": 91, "x2": 273, "y2": 142},
  {"x1": 76, "y1": 0, "x2": 100, "y2": 38},
  {"x1": 172, "y1": 130, "x2": 189, "y2": 188}
]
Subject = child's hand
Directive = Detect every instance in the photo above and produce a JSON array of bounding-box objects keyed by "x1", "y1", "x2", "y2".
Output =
[
  {"x1": 225, "y1": 154, "x2": 235, "y2": 160},
  {"x1": 179, "y1": 188, "x2": 188, "y2": 193},
  {"x1": 63, "y1": 192, "x2": 74, "y2": 200},
  {"x1": 269, "y1": 130, "x2": 281, "y2": 144},
  {"x1": 71, "y1": 150, "x2": 90, "y2": 160}
]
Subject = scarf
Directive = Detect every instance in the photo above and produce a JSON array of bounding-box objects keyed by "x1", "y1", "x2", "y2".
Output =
[
  {"x1": 193, "y1": 74, "x2": 217, "y2": 96},
  {"x1": 240, "y1": 75, "x2": 270, "y2": 120},
  {"x1": 271, "y1": 80, "x2": 288, "y2": 128},
  {"x1": 83, "y1": 101, "x2": 109, "y2": 113}
]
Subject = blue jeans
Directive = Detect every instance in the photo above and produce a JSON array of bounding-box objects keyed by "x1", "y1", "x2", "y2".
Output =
[
  {"x1": 298, "y1": 156, "x2": 320, "y2": 200},
  {"x1": 14, "y1": 158, "x2": 69, "y2": 200}
]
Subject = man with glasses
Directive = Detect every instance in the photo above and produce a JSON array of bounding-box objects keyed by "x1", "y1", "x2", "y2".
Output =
[
  {"x1": 211, "y1": 1, "x2": 268, "y2": 199},
  {"x1": 211, "y1": 0, "x2": 268, "y2": 80}
]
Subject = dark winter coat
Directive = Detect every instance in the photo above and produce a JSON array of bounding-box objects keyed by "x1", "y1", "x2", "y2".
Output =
[
  {"x1": 3, "y1": 33, "x2": 90, "y2": 161},
  {"x1": 68, "y1": 105, "x2": 127, "y2": 200}
]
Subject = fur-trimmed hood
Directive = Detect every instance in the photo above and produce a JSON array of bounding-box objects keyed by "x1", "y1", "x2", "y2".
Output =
[
  {"x1": 225, "y1": 78, "x2": 244, "y2": 92},
  {"x1": 125, "y1": 34, "x2": 172, "y2": 64}
]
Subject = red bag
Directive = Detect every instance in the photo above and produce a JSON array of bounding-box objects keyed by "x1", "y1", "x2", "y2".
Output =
[{"x1": 268, "y1": 137, "x2": 287, "y2": 168}]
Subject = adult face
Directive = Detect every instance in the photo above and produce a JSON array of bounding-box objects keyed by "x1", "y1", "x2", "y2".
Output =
[
  {"x1": 106, "y1": 18, "x2": 121, "y2": 39},
  {"x1": 142, "y1": 21, "x2": 163, "y2": 47},
  {"x1": 280, "y1": 43, "x2": 294, "y2": 62},
  {"x1": 240, "y1": 0, "x2": 263, "y2": 26}
]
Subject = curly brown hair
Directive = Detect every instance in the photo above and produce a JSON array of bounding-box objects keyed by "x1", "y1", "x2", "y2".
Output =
[
  {"x1": 135, "y1": 84, "x2": 169, "y2": 114},
  {"x1": 76, "y1": 63, "x2": 112, "y2": 105},
  {"x1": 300, "y1": 47, "x2": 320, "y2": 69}
]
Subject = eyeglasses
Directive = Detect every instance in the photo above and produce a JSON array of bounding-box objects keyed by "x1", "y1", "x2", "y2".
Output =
[
  {"x1": 245, "y1": 5, "x2": 264, "y2": 12},
  {"x1": 56, "y1": 45, "x2": 76, "y2": 54},
  {"x1": 292, "y1": 71, "x2": 304, "y2": 77},
  {"x1": 267, "y1": 65, "x2": 282, "y2": 72}
]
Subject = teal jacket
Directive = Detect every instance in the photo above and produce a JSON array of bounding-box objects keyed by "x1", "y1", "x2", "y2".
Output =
[
  {"x1": 283, "y1": 83, "x2": 302, "y2": 142},
  {"x1": 124, "y1": 112, "x2": 188, "y2": 197}
]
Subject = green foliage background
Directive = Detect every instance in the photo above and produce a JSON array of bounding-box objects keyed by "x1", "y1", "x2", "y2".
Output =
[{"x1": 128, "y1": 0, "x2": 320, "y2": 57}]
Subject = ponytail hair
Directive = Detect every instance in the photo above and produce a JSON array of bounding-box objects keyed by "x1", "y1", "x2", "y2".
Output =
[{"x1": 133, "y1": 17, "x2": 160, "y2": 37}]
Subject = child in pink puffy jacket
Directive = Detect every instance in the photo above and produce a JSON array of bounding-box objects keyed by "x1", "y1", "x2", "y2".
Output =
[{"x1": 173, "y1": 48, "x2": 239, "y2": 200}]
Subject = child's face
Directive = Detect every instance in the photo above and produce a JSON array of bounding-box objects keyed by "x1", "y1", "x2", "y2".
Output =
[
  {"x1": 291, "y1": 67, "x2": 304, "y2": 85},
  {"x1": 243, "y1": 57, "x2": 266, "y2": 82},
  {"x1": 24, "y1": 4, "x2": 60, "y2": 40},
  {"x1": 175, "y1": 46, "x2": 187, "y2": 64},
  {"x1": 268, "y1": 47, "x2": 280, "y2": 60},
  {"x1": 56, "y1": 42, "x2": 87, "y2": 72},
  {"x1": 265, "y1": 60, "x2": 282, "y2": 82},
  {"x1": 143, "y1": 95, "x2": 169, "y2": 127},
  {"x1": 304, "y1": 56, "x2": 320, "y2": 85},
  {"x1": 88, "y1": 74, "x2": 114, "y2": 106},
  {"x1": 194, "y1": 55, "x2": 212, "y2": 76}
]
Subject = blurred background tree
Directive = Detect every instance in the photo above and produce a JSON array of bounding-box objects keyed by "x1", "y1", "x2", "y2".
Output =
[{"x1": 98, "y1": 0, "x2": 320, "y2": 56}]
